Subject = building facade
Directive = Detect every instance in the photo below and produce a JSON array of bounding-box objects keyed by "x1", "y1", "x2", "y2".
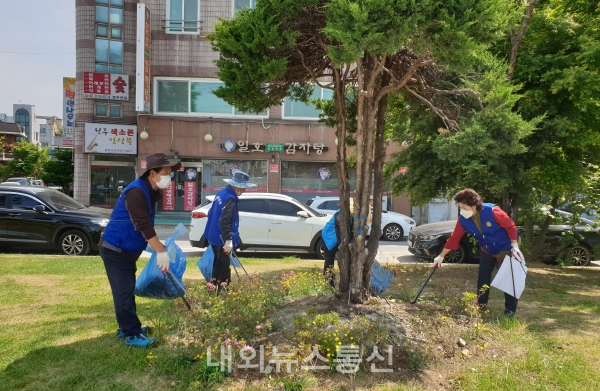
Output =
[
  {"x1": 37, "y1": 116, "x2": 63, "y2": 147},
  {"x1": 73, "y1": 0, "x2": 411, "y2": 216},
  {"x1": 13, "y1": 104, "x2": 40, "y2": 145}
]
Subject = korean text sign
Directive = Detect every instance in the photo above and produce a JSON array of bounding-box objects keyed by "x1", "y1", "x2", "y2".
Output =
[
  {"x1": 62, "y1": 77, "x2": 76, "y2": 145},
  {"x1": 84, "y1": 123, "x2": 138, "y2": 155},
  {"x1": 83, "y1": 72, "x2": 130, "y2": 100}
]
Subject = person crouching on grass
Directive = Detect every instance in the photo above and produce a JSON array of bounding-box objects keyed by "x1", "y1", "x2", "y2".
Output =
[{"x1": 433, "y1": 188, "x2": 524, "y2": 316}]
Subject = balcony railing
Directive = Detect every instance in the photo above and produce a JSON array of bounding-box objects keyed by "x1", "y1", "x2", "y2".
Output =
[{"x1": 162, "y1": 19, "x2": 202, "y2": 33}]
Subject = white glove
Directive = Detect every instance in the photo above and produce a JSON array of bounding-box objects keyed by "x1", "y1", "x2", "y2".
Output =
[
  {"x1": 433, "y1": 255, "x2": 444, "y2": 268},
  {"x1": 511, "y1": 243, "x2": 525, "y2": 264},
  {"x1": 156, "y1": 251, "x2": 170, "y2": 272},
  {"x1": 223, "y1": 240, "x2": 233, "y2": 254}
]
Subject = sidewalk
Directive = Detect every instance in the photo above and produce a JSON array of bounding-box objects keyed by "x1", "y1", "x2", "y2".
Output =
[{"x1": 142, "y1": 226, "x2": 421, "y2": 264}]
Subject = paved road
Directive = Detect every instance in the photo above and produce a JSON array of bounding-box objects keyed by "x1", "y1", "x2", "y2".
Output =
[{"x1": 143, "y1": 227, "x2": 422, "y2": 264}]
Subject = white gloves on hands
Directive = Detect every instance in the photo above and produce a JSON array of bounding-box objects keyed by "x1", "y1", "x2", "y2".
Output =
[
  {"x1": 433, "y1": 255, "x2": 444, "y2": 268},
  {"x1": 156, "y1": 251, "x2": 170, "y2": 272},
  {"x1": 511, "y1": 243, "x2": 525, "y2": 264},
  {"x1": 223, "y1": 240, "x2": 233, "y2": 254}
]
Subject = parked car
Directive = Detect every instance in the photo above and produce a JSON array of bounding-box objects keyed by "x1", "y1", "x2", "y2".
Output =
[
  {"x1": 306, "y1": 196, "x2": 416, "y2": 241},
  {"x1": 0, "y1": 185, "x2": 111, "y2": 256},
  {"x1": 189, "y1": 193, "x2": 331, "y2": 258},
  {"x1": 5, "y1": 177, "x2": 31, "y2": 186},
  {"x1": 408, "y1": 210, "x2": 599, "y2": 266}
]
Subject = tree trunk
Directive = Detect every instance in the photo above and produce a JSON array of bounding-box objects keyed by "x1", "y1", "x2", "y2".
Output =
[
  {"x1": 333, "y1": 66, "x2": 352, "y2": 294},
  {"x1": 507, "y1": 0, "x2": 540, "y2": 80}
]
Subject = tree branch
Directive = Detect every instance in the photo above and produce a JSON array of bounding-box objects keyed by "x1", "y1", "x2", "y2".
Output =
[
  {"x1": 507, "y1": 0, "x2": 540, "y2": 80},
  {"x1": 406, "y1": 87, "x2": 461, "y2": 131}
]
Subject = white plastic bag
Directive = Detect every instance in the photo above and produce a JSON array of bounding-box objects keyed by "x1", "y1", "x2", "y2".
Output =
[{"x1": 491, "y1": 255, "x2": 528, "y2": 299}]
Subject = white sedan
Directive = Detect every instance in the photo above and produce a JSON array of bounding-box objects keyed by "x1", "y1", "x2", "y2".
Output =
[
  {"x1": 189, "y1": 193, "x2": 331, "y2": 258},
  {"x1": 306, "y1": 196, "x2": 415, "y2": 241}
]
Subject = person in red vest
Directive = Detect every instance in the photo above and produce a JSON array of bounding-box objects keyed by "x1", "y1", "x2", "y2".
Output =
[{"x1": 434, "y1": 188, "x2": 524, "y2": 316}]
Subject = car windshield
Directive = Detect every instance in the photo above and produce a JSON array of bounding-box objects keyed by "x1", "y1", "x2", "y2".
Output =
[
  {"x1": 289, "y1": 198, "x2": 326, "y2": 217},
  {"x1": 37, "y1": 191, "x2": 86, "y2": 210}
]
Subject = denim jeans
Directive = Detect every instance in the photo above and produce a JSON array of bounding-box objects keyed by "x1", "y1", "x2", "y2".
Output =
[
  {"x1": 100, "y1": 245, "x2": 143, "y2": 337},
  {"x1": 477, "y1": 251, "x2": 518, "y2": 312}
]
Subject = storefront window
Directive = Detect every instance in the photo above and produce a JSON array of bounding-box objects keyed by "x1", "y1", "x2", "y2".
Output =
[
  {"x1": 89, "y1": 155, "x2": 136, "y2": 208},
  {"x1": 281, "y1": 161, "x2": 356, "y2": 204},
  {"x1": 158, "y1": 159, "x2": 203, "y2": 212},
  {"x1": 201, "y1": 159, "x2": 268, "y2": 202}
]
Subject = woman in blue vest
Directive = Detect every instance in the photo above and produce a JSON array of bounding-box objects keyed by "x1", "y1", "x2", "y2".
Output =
[
  {"x1": 100, "y1": 153, "x2": 181, "y2": 347},
  {"x1": 434, "y1": 188, "x2": 525, "y2": 316},
  {"x1": 203, "y1": 171, "x2": 256, "y2": 290},
  {"x1": 321, "y1": 199, "x2": 371, "y2": 287}
]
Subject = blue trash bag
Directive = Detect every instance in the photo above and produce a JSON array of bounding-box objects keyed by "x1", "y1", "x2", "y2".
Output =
[
  {"x1": 135, "y1": 224, "x2": 188, "y2": 299},
  {"x1": 197, "y1": 249, "x2": 243, "y2": 282},
  {"x1": 197, "y1": 246, "x2": 214, "y2": 282},
  {"x1": 370, "y1": 261, "x2": 394, "y2": 295}
]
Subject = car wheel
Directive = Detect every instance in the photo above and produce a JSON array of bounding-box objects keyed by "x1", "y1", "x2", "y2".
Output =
[
  {"x1": 569, "y1": 244, "x2": 591, "y2": 266},
  {"x1": 315, "y1": 238, "x2": 326, "y2": 260},
  {"x1": 59, "y1": 230, "x2": 91, "y2": 256},
  {"x1": 443, "y1": 243, "x2": 467, "y2": 264},
  {"x1": 383, "y1": 223, "x2": 403, "y2": 241}
]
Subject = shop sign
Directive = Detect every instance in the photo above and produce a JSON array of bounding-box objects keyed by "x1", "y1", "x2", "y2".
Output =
[
  {"x1": 141, "y1": 160, "x2": 147, "y2": 169},
  {"x1": 270, "y1": 164, "x2": 279, "y2": 173},
  {"x1": 317, "y1": 167, "x2": 331, "y2": 181},
  {"x1": 136, "y1": 3, "x2": 151, "y2": 112},
  {"x1": 265, "y1": 143, "x2": 285, "y2": 153},
  {"x1": 184, "y1": 181, "x2": 196, "y2": 211},
  {"x1": 84, "y1": 123, "x2": 137, "y2": 155},
  {"x1": 231, "y1": 141, "x2": 329, "y2": 155},
  {"x1": 83, "y1": 72, "x2": 130, "y2": 100},
  {"x1": 162, "y1": 181, "x2": 175, "y2": 211},
  {"x1": 62, "y1": 77, "x2": 76, "y2": 140},
  {"x1": 222, "y1": 139, "x2": 236, "y2": 153},
  {"x1": 185, "y1": 168, "x2": 197, "y2": 180}
]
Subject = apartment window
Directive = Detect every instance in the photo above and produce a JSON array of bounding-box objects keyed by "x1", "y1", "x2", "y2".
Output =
[
  {"x1": 95, "y1": 100, "x2": 122, "y2": 118},
  {"x1": 167, "y1": 0, "x2": 200, "y2": 34},
  {"x1": 233, "y1": 0, "x2": 256, "y2": 15},
  {"x1": 95, "y1": 0, "x2": 123, "y2": 74},
  {"x1": 283, "y1": 86, "x2": 333, "y2": 120},
  {"x1": 154, "y1": 78, "x2": 268, "y2": 118},
  {"x1": 15, "y1": 108, "x2": 30, "y2": 139}
]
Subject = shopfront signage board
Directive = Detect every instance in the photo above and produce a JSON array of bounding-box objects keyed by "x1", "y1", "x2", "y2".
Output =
[
  {"x1": 83, "y1": 72, "x2": 130, "y2": 100},
  {"x1": 265, "y1": 143, "x2": 285, "y2": 153},
  {"x1": 162, "y1": 181, "x2": 175, "y2": 211},
  {"x1": 84, "y1": 123, "x2": 138, "y2": 155},
  {"x1": 270, "y1": 164, "x2": 279, "y2": 173},
  {"x1": 184, "y1": 181, "x2": 196, "y2": 211},
  {"x1": 136, "y1": 3, "x2": 151, "y2": 112},
  {"x1": 63, "y1": 77, "x2": 76, "y2": 142},
  {"x1": 232, "y1": 140, "x2": 328, "y2": 154}
]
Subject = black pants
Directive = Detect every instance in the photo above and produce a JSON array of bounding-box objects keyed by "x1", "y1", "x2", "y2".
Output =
[
  {"x1": 211, "y1": 244, "x2": 231, "y2": 285},
  {"x1": 100, "y1": 246, "x2": 143, "y2": 337},
  {"x1": 477, "y1": 251, "x2": 518, "y2": 312},
  {"x1": 323, "y1": 244, "x2": 338, "y2": 287}
]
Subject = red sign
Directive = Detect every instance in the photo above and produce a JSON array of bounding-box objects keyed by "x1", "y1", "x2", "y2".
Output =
[
  {"x1": 184, "y1": 181, "x2": 197, "y2": 211},
  {"x1": 270, "y1": 164, "x2": 279, "y2": 173},
  {"x1": 141, "y1": 160, "x2": 147, "y2": 169},
  {"x1": 83, "y1": 72, "x2": 130, "y2": 100},
  {"x1": 62, "y1": 139, "x2": 74, "y2": 146},
  {"x1": 162, "y1": 181, "x2": 175, "y2": 211}
]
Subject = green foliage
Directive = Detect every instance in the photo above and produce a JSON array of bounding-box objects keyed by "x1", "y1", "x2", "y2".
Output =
[
  {"x1": 6, "y1": 141, "x2": 48, "y2": 178},
  {"x1": 41, "y1": 149, "x2": 73, "y2": 192}
]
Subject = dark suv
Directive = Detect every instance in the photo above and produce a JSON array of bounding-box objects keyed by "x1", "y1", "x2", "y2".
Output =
[{"x1": 0, "y1": 186, "x2": 111, "y2": 255}]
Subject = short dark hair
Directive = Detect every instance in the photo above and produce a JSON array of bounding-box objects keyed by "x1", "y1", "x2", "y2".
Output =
[
  {"x1": 141, "y1": 167, "x2": 161, "y2": 179},
  {"x1": 453, "y1": 188, "x2": 483, "y2": 211}
]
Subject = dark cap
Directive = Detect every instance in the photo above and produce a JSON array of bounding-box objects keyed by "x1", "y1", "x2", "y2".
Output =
[{"x1": 141, "y1": 153, "x2": 181, "y2": 176}]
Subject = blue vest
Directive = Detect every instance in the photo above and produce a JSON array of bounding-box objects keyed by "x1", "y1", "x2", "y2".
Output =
[
  {"x1": 203, "y1": 186, "x2": 240, "y2": 247},
  {"x1": 322, "y1": 211, "x2": 340, "y2": 251},
  {"x1": 459, "y1": 203, "x2": 513, "y2": 255},
  {"x1": 102, "y1": 177, "x2": 156, "y2": 253}
]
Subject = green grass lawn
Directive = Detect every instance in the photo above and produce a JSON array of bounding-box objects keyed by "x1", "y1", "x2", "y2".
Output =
[{"x1": 1, "y1": 253, "x2": 600, "y2": 391}]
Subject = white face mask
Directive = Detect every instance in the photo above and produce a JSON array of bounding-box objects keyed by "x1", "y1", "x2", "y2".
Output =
[
  {"x1": 156, "y1": 175, "x2": 171, "y2": 189},
  {"x1": 460, "y1": 209, "x2": 474, "y2": 219}
]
